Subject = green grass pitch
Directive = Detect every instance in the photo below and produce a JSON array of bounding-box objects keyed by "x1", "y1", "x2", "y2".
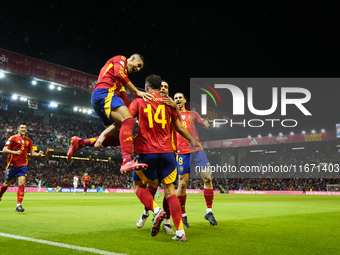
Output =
[{"x1": 0, "y1": 192, "x2": 340, "y2": 255}]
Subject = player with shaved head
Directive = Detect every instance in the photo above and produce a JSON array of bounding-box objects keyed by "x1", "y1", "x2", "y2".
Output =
[{"x1": 68, "y1": 54, "x2": 153, "y2": 174}]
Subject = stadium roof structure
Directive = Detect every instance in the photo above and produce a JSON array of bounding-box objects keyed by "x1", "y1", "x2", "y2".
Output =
[{"x1": 0, "y1": 48, "x2": 137, "y2": 109}]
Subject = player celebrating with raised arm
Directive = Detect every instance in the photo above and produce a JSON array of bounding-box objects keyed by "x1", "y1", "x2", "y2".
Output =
[
  {"x1": 67, "y1": 54, "x2": 152, "y2": 173},
  {"x1": 174, "y1": 92, "x2": 218, "y2": 227},
  {"x1": 129, "y1": 74, "x2": 195, "y2": 241},
  {"x1": 0, "y1": 124, "x2": 44, "y2": 212}
]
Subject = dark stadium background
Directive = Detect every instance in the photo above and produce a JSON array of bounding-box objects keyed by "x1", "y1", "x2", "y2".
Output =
[{"x1": 1, "y1": 2, "x2": 339, "y2": 98}]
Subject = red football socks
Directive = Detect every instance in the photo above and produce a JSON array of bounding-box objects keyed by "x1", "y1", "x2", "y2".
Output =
[
  {"x1": 136, "y1": 187, "x2": 159, "y2": 212},
  {"x1": 147, "y1": 187, "x2": 157, "y2": 197},
  {"x1": 163, "y1": 196, "x2": 171, "y2": 219},
  {"x1": 177, "y1": 195, "x2": 187, "y2": 214},
  {"x1": 80, "y1": 135, "x2": 120, "y2": 148},
  {"x1": 17, "y1": 185, "x2": 25, "y2": 204},
  {"x1": 0, "y1": 184, "x2": 8, "y2": 197},
  {"x1": 144, "y1": 187, "x2": 157, "y2": 211},
  {"x1": 204, "y1": 188, "x2": 214, "y2": 208},
  {"x1": 167, "y1": 194, "x2": 184, "y2": 230},
  {"x1": 119, "y1": 118, "x2": 135, "y2": 165}
]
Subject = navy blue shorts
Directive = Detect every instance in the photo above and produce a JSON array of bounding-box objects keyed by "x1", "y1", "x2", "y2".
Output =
[
  {"x1": 177, "y1": 150, "x2": 210, "y2": 175},
  {"x1": 4, "y1": 166, "x2": 28, "y2": 181},
  {"x1": 133, "y1": 153, "x2": 177, "y2": 185},
  {"x1": 91, "y1": 88, "x2": 126, "y2": 128}
]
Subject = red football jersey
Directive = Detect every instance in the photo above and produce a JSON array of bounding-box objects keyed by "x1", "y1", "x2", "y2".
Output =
[
  {"x1": 5, "y1": 135, "x2": 33, "y2": 167},
  {"x1": 83, "y1": 175, "x2": 90, "y2": 184},
  {"x1": 129, "y1": 92, "x2": 180, "y2": 154},
  {"x1": 93, "y1": 55, "x2": 131, "y2": 94},
  {"x1": 176, "y1": 111, "x2": 206, "y2": 154}
]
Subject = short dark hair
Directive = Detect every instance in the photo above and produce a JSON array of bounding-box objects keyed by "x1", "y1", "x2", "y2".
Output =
[
  {"x1": 131, "y1": 53, "x2": 145, "y2": 65},
  {"x1": 145, "y1": 74, "x2": 162, "y2": 90},
  {"x1": 17, "y1": 123, "x2": 27, "y2": 128}
]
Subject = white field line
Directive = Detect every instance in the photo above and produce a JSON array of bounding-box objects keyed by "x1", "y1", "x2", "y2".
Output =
[{"x1": 0, "y1": 232, "x2": 127, "y2": 255}]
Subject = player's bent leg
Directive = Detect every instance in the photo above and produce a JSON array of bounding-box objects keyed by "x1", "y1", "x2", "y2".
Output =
[
  {"x1": 133, "y1": 180, "x2": 147, "y2": 193},
  {"x1": 67, "y1": 134, "x2": 121, "y2": 162},
  {"x1": 110, "y1": 106, "x2": 148, "y2": 173},
  {"x1": 142, "y1": 180, "x2": 158, "y2": 218},
  {"x1": 135, "y1": 184, "x2": 164, "y2": 235},
  {"x1": 163, "y1": 183, "x2": 186, "y2": 241},
  {"x1": 0, "y1": 180, "x2": 12, "y2": 201}
]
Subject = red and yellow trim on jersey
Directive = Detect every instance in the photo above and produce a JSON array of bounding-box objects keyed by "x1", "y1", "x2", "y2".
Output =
[
  {"x1": 103, "y1": 63, "x2": 113, "y2": 77},
  {"x1": 6, "y1": 155, "x2": 13, "y2": 168},
  {"x1": 171, "y1": 135, "x2": 177, "y2": 153},
  {"x1": 7, "y1": 134, "x2": 18, "y2": 142},
  {"x1": 170, "y1": 118, "x2": 177, "y2": 152}
]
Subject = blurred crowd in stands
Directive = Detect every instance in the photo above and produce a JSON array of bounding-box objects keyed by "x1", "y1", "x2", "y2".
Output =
[
  {"x1": 0, "y1": 157, "x2": 132, "y2": 188},
  {"x1": 0, "y1": 109, "x2": 123, "y2": 155}
]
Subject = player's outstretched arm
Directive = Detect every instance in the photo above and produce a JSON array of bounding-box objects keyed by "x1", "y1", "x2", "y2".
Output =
[
  {"x1": 172, "y1": 119, "x2": 196, "y2": 148},
  {"x1": 125, "y1": 81, "x2": 154, "y2": 101},
  {"x1": 203, "y1": 119, "x2": 214, "y2": 129},
  {"x1": 2, "y1": 146, "x2": 22, "y2": 155},
  {"x1": 195, "y1": 112, "x2": 213, "y2": 129},
  {"x1": 30, "y1": 149, "x2": 44, "y2": 157}
]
